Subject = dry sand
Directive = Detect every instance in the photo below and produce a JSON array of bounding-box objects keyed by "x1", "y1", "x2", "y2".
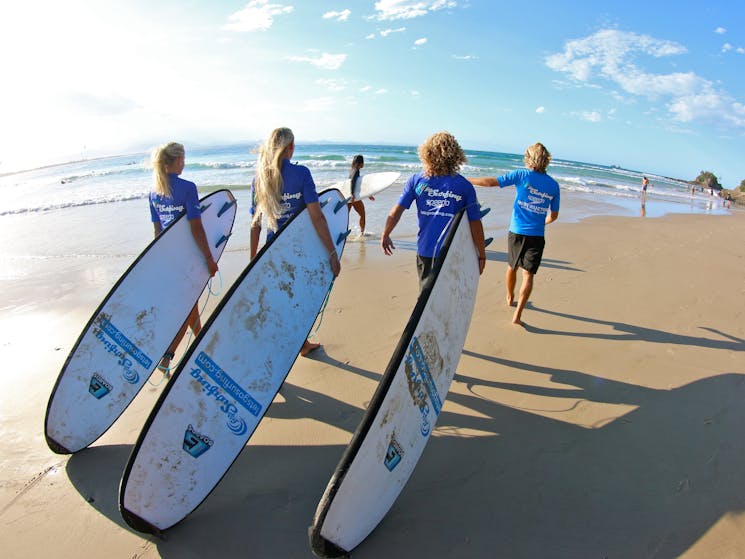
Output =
[{"x1": 2, "y1": 212, "x2": 745, "y2": 558}]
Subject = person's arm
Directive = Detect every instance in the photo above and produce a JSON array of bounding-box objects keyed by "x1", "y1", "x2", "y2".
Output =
[
  {"x1": 469, "y1": 219, "x2": 487, "y2": 275},
  {"x1": 188, "y1": 218, "x2": 218, "y2": 276},
  {"x1": 545, "y1": 211, "x2": 559, "y2": 226},
  {"x1": 467, "y1": 176, "x2": 500, "y2": 187},
  {"x1": 307, "y1": 201, "x2": 341, "y2": 278},
  {"x1": 249, "y1": 218, "x2": 261, "y2": 259},
  {"x1": 153, "y1": 222, "x2": 163, "y2": 237},
  {"x1": 381, "y1": 204, "x2": 405, "y2": 255}
]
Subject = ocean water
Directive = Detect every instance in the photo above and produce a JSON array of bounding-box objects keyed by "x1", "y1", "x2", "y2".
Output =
[{"x1": 0, "y1": 142, "x2": 735, "y2": 313}]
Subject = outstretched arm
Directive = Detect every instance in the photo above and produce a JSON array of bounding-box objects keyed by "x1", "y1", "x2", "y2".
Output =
[
  {"x1": 307, "y1": 201, "x2": 341, "y2": 278},
  {"x1": 381, "y1": 204, "x2": 405, "y2": 255},
  {"x1": 467, "y1": 176, "x2": 500, "y2": 187}
]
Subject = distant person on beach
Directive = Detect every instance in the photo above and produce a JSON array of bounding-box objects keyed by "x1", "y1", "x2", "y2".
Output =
[
  {"x1": 468, "y1": 142, "x2": 560, "y2": 326},
  {"x1": 249, "y1": 127, "x2": 341, "y2": 357},
  {"x1": 149, "y1": 141, "x2": 220, "y2": 374},
  {"x1": 641, "y1": 176, "x2": 649, "y2": 204},
  {"x1": 347, "y1": 154, "x2": 375, "y2": 236},
  {"x1": 381, "y1": 131, "x2": 486, "y2": 290}
]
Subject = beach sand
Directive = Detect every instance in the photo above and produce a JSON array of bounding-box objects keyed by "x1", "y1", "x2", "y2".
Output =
[{"x1": 2, "y1": 211, "x2": 745, "y2": 558}]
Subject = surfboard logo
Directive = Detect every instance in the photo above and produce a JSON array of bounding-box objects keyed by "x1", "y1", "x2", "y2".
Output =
[
  {"x1": 189, "y1": 351, "x2": 262, "y2": 437},
  {"x1": 91, "y1": 313, "x2": 150, "y2": 385},
  {"x1": 384, "y1": 433, "x2": 404, "y2": 471},
  {"x1": 88, "y1": 373, "x2": 113, "y2": 399},
  {"x1": 404, "y1": 334, "x2": 444, "y2": 437},
  {"x1": 183, "y1": 424, "x2": 214, "y2": 458}
]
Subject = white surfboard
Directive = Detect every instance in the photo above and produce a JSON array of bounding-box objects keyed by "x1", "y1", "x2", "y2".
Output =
[
  {"x1": 309, "y1": 209, "x2": 484, "y2": 557},
  {"x1": 333, "y1": 171, "x2": 400, "y2": 200},
  {"x1": 44, "y1": 189, "x2": 237, "y2": 454},
  {"x1": 119, "y1": 188, "x2": 350, "y2": 534}
]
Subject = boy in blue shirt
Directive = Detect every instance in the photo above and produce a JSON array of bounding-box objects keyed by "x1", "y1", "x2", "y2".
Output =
[
  {"x1": 469, "y1": 142, "x2": 560, "y2": 325},
  {"x1": 381, "y1": 131, "x2": 486, "y2": 290}
]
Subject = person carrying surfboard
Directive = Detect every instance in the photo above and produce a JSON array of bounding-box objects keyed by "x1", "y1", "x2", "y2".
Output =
[
  {"x1": 347, "y1": 154, "x2": 374, "y2": 236},
  {"x1": 249, "y1": 127, "x2": 341, "y2": 357},
  {"x1": 468, "y1": 142, "x2": 560, "y2": 326},
  {"x1": 149, "y1": 142, "x2": 220, "y2": 374},
  {"x1": 381, "y1": 131, "x2": 486, "y2": 290}
]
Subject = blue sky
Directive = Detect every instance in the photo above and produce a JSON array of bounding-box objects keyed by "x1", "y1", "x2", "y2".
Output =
[{"x1": 2, "y1": 0, "x2": 744, "y2": 184}]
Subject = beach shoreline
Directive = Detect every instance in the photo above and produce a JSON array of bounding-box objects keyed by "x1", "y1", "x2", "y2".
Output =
[{"x1": 2, "y1": 208, "x2": 745, "y2": 558}]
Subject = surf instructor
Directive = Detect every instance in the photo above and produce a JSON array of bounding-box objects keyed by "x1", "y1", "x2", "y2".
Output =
[
  {"x1": 149, "y1": 141, "x2": 220, "y2": 375},
  {"x1": 249, "y1": 127, "x2": 341, "y2": 357},
  {"x1": 468, "y1": 142, "x2": 560, "y2": 326},
  {"x1": 381, "y1": 131, "x2": 486, "y2": 290}
]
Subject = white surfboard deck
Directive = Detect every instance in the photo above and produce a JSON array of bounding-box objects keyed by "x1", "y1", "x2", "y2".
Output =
[
  {"x1": 333, "y1": 171, "x2": 400, "y2": 200},
  {"x1": 44, "y1": 190, "x2": 237, "y2": 454},
  {"x1": 310, "y1": 210, "x2": 480, "y2": 557},
  {"x1": 119, "y1": 188, "x2": 350, "y2": 534}
]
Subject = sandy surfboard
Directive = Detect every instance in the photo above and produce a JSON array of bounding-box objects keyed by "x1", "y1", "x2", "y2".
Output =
[
  {"x1": 309, "y1": 208, "x2": 486, "y2": 557},
  {"x1": 44, "y1": 189, "x2": 237, "y2": 454},
  {"x1": 119, "y1": 188, "x2": 350, "y2": 534}
]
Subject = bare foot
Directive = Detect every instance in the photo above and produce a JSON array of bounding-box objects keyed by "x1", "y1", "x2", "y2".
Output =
[
  {"x1": 301, "y1": 340, "x2": 321, "y2": 357},
  {"x1": 511, "y1": 311, "x2": 524, "y2": 326}
]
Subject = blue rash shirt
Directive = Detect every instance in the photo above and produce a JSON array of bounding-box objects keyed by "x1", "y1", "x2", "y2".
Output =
[
  {"x1": 397, "y1": 172, "x2": 481, "y2": 258},
  {"x1": 149, "y1": 174, "x2": 201, "y2": 229},
  {"x1": 497, "y1": 169, "x2": 560, "y2": 237}
]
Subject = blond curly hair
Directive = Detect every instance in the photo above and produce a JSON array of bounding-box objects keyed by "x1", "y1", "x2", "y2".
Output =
[
  {"x1": 524, "y1": 142, "x2": 551, "y2": 174},
  {"x1": 418, "y1": 131, "x2": 467, "y2": 178}
]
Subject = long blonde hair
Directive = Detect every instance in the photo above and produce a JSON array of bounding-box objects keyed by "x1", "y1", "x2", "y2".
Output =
[
  {"x1": 151, "y1": 142, "x2": 184, "y2": 198},
  {"x1": 418, "y1": 131, "x2": 467, "y2": 178},
  {"x1": 253, "y1": 127, "x2": 294, "y2": 231}
]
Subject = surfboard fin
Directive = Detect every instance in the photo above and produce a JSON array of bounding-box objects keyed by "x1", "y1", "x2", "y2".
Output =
[
  {"x1": 334, "y1": 198, "x2": 351, "y2": 213},
  {"x1": 217, "y1": 199, "x2": 236, "y2": 217},
  {"x1": 336, "y1": 230, "x2": 351, "y2": 245},
  {"x1": 480, "y1": 207, "x2": 491, "y2": 218},
  {"x1": 199, "y1": 202, "x2": 212, "y2": 213},
  {"x1": 215, "y1": 233, "x2": 232, "y2": 248},
  {"x1": 485, "y1": 237, "x2": 494, "y2": 247}
]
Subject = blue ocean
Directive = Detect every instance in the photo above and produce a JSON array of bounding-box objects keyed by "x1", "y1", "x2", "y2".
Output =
[{"x1": 0, "y1": 142, "x2": 734, "y2": 312}]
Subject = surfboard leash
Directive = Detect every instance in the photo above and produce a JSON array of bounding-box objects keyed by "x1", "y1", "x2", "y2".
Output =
[{"x1": 148, "y1": 270, "x2": 224, "y2": 386}]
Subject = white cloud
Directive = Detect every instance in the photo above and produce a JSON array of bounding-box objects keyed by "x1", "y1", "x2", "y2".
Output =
[
  {"x1": 535, "y1": 106, "x2": 545, "y2": 114},
  {"x1": 375, "y1": 88, "x2": 388, "y2": 95},
  {"x1": 287, "y1": 52, "x2": 347, "y2": 70},
  {"x1": 365, "y1": 33, "x2": 376, "y2": 40},
  {"x1": 573, "y1": 110, "x2": 602, "y2": 122},
  {"x1": 380, "y1": 27, "x2": 406, "y2": 37},
  {"x1": 225, "y1": 1, "x2": 294, "y2": 32},
  {"x1": 323, "y1": 9, "x2": 351, "y2": 22},
  {"x1": 722, "y1": 43, "x2": 733, "y2": 52},
  {"x1": 316, "y1": 78, "x2": 347, "y2": 92},
  {"x1": 452, "y1": 54, "x2": 478, "y2": 60},
  {"x1": 414, "y1": 37, "x2": 428, "y2": 47},
  {"x1": 374, "y1": 0, "x2": 457, "y2": 21},
  {"x1": 738, "y1": 47, "x2": 745, "y2": 54},
  {"x1": 715, "y1": 26, "x2": 727, "y2": 34},
  {"x1": 546, "y1": 29, "x2": 745, "y2": 128}
]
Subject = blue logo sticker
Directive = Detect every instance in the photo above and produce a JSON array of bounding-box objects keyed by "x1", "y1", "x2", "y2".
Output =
[
  {"x1": 404, "y1": 336, "x2": 443, "y2": 437},
  {"x1": 183, "y1": 424, "x2": 213, "y2": 458},
  {"x1": 384, "y1": 433, "x2": 404, "y2": 471},
  {"x1": 88, "y1": 373, "x2": 112, "y2": 399}
]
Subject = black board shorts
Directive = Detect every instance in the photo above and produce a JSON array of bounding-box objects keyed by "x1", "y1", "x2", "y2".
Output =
[{"x1": 508, "y1": 232, "x2": 546, "y2": 274}]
